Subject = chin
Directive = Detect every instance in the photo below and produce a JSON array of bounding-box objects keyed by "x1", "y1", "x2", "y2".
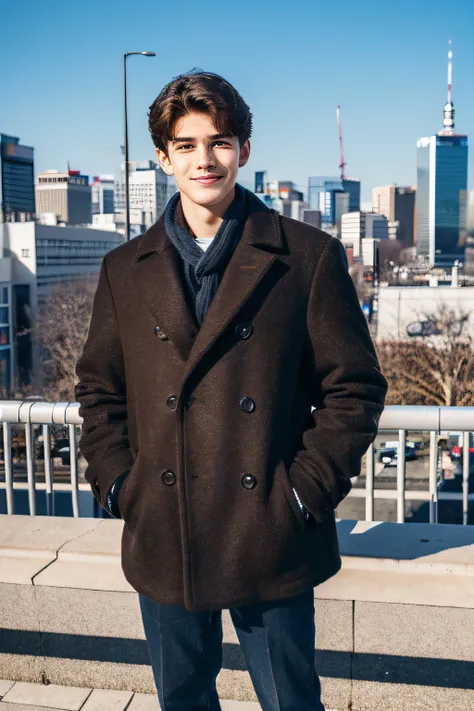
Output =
[{"x1": 186, "y1": 181, "x2": 235, "y2": 207}]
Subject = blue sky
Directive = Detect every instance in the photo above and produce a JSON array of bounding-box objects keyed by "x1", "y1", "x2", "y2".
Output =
[{"x1": 1, "y1": 0, "x2": 473, "y2": 205}]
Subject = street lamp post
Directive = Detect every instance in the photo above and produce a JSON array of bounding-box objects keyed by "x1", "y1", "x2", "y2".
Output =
[{"x1": 124, "y1": 51, "x2": 156, "y2": 242}]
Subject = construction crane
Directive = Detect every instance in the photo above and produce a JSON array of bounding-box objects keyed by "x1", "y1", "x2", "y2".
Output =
[{"x1": 336, "y1": 105, "x2": 346, "y2": 181}]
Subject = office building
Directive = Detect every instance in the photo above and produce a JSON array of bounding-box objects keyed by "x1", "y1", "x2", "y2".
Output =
[
  {"x1": 167, "y1": 177, "x2": 178, "y2": 203},
  {"x1": 467, "y1": 189, "x2": 474, "y2": 232},
  {"x1": 277, "y1": 181, "x2": 304, "y2": 202},
  {"x1": 334, "y1": 191, "x2": 350, "y2": 236},
  {"x1": 415, "y1": 42, "x2": 469, "y2": 267},
  {"x1": 254, "y1": 171, "x2": 268, "y2": 195},
  {"x1": 372, "y1": 185, "x2": 416, "y2": 246},
  {"x1": 416, "y1": 136, "x2": 468, "y2": 268},
  {"x1": 301, "y1": 210, "x2": 322, "y2": 229},
  {"x1": 115, "y1": 161, "x2": 170, "y2": 230},
  {"x1": 35, "y1": 169, "x2": 92, "y2": 225},
  {"x1": 113, "y1": 209, "x2": 150, "y2": 239},
  {"x1": 254, "y1": 174, "x2": 305, "y2": 219},
  {"x1": 341, "y1": 211, "x2": 388, "y2": 265},
  {"x1": 308, "y1": 176, "x2": 360, "y2": 226},
  {"x1": 0, "y1": 134, "x2": 35, "y2": 222},
  {"x1": 91, "y1": 175, "x2": 115, "y2": 215},
  {"x1": 0, "y1": 221, "x2": 123, "y2": 391},
  {"x1": 0, "y1": 257, "x2": 13, "y2": 394}
]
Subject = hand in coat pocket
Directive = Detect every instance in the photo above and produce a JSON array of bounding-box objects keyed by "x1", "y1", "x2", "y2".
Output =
[
  {"x1": 112, "y1": 452, "x2": 141, "y2": 520},
  {"x1": 292, "y1": 486, "x2": 310, "y2": 520}
]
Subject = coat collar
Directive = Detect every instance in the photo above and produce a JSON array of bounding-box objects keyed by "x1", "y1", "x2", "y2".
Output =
[
  {"x1": 133, "y1": 188, "x2": 285, "y2": 262},
  {"x1": 132, "y1": 188, "x2": 287, "y2": 378}
]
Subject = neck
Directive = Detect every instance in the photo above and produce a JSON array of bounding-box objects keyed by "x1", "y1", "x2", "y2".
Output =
[{"x1": 180, "y1": 185, "x2": 236, "y2": 238}]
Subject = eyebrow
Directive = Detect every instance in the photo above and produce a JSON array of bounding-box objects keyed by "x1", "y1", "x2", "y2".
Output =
[{"x1": 171, "y1": 133, "x2": 232, "y2": 144}]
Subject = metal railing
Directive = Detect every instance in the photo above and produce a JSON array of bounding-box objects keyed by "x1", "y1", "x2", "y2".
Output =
[
  {"x1": 365, "y1": 406, "x2": 473, "y2": 526},
  {"x1": 0, "y1": 401, "x2": 82, "y2": 518},
  {"x1": 0, "y1": 401, "x2": 473, "y2": 524}
]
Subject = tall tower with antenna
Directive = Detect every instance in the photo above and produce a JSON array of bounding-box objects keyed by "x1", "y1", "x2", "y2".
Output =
[
  {"x1": 415, "y1": 39, "x2": 468, "y2": 267},
  {"x1": 440, "y1": 39, "x2": 455, "y2": 135}
]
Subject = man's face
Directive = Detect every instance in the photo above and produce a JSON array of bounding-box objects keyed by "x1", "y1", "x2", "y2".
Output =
[{"x1": 156, "y1": 111, "x2": 250, "y2": 209}]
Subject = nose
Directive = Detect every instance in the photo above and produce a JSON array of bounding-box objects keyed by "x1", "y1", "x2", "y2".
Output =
[{"x1": 195, "y1": 143, "x2": 215, "y2": 170}]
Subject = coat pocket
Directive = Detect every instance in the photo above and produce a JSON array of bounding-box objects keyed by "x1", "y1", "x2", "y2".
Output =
[
  {"x1": 117, "y1": 451, "x2": 141, "y2": 520},
  {"x1": 276, "y1": 459, "x2": 308, "y2": 530}
]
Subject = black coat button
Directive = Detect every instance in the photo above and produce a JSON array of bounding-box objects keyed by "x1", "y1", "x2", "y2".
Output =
[
  {"x1": 167, "y1": 395, "x2": 178, "y2": 410},
  {"x1": 240, "y1": 396, "x2": 256, "y2": 413},
  {"x1": 154, "y1": 325, "x2": 169, "y2": 340},
  {"x1": 241, "y1": 473, "x2": 257, "y2": 489},
  {"x1": 235, "y1": 323, "x2": 252, "y2": 340},
  {"x1": 161, "y1": 469, "x2": 176, "y2": 485}
]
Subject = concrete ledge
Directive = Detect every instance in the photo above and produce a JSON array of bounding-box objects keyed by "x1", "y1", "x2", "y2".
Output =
[{"x1": 0, "y1": 515, "x2": 473, "y2": 711}]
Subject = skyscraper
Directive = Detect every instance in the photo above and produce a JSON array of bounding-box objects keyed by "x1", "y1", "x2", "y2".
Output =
[
  {"x1": 372, "y1": 185, "x2": 416, "y2": 246},
  {"x1": 91, "y1": 175, "x2": 115, "y2": 215},
  {"x1": 254, "y1": 171, "x2": 267, "y2": 195},
  {"x1": 35, "y1": 169, "x2": 92, "y2": 225},
  {"x1": 307, "y1": 176, "x2": 360, "y2": 226},
  {"x1": 415, "y1": 41, "x2": 469, "y2": 267},
  {"x1": 0, "y1": 134, "x2": 35, "y2": 222},
  {"x1": 115, "y1": 161, "x2": 170, "y2": 229}
]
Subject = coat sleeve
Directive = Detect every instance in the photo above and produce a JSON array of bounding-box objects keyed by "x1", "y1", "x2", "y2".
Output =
[
  {"x1": 74, "y1": 255, "x2": 134, "y2": 511},
  {"x1": 288, "y1": 236, "x2": 388, "y2": 524}
]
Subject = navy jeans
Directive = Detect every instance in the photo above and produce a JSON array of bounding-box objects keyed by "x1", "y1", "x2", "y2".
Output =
[{"x1": 138, "y1": 587, "x2": 326, "y2": 711}]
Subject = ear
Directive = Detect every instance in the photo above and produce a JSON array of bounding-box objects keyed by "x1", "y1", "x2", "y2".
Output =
[
  {"x1": 156, "y1": 146, "x2": 174, "y2": 176},
  {"x1": 238, "y1": 139, "x2": 250, "y2": 168}
]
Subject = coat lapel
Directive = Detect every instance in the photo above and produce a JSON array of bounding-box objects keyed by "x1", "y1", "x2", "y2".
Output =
[
  {"x1": 132, "y1": 190, "x2": 287, "y2": 371},
  {"x1": 133, "y1": 220, "x2": 199, "y2": 361},
  {"x1": 183, "y1": 192, "x2": 286, "y2": 379}
]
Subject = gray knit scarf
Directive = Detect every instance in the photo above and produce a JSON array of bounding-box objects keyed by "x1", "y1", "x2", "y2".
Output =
[{"x1": 164, "y1": 183, "x2": 247, "y2": 326}]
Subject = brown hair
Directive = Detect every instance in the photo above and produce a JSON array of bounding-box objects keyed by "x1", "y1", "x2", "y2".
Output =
[{"x1": 148, "y1": 68, "x2": 253, "y2": 156}]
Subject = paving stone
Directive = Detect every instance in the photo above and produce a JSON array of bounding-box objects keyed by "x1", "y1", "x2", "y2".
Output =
[
  {"x1": 0, "y1": 679, "x2": 15, "y2": 697},
  {"x1": 80, "y1": 688, "x2": 133, "y2": 710},
  {"x1": 351, "y1": 679, "x2": 474, "y2": 711},
  {"x1": 355, "y1": 600, "x2": 474, "y2": 661},
  {"x1": 1, "y1": 681, "x2": 92, "y2": 710},
  {"x1": 0, "y1": 704, "x2": 65, "y2": 710},
  {"x1": 126, "y1": 693, "x2": 160, "y2": 710}
]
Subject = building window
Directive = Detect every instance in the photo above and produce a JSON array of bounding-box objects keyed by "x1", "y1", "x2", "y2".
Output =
[
  {"x1": 21, "y1": 249, "x2": 31, "y2": 258},
  {"x1": 0, "y1": 349, "x2": 11, "y2": 395},
  {"x1": 0, "y1": 327, "x2": 9, "y2": 345}
]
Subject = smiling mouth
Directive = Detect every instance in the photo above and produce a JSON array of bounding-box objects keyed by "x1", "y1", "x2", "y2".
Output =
[{"x1": 193, "y1": 176, "x2": 223, "y2": 183}]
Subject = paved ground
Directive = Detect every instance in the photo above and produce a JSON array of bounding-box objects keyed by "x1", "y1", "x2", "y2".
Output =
[
  {"x1": 0, "y1": 679, "x2": 247, "y2": 710},
  {"x1": 0, "y1": 680, "x2": 338, "y2": 711}
]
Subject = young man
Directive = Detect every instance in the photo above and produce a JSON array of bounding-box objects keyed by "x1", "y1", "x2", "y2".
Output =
[{"x1": 75, "y1": 70, "x2": 388, "y2": 710}]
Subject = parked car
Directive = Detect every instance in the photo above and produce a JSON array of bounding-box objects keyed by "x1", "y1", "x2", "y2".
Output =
[
  {"x1": 56, "y1": 446, "x2": 70, "y2": 466},
  {"x1": 378, "y1": 445, "x2": 417, "y2": 467}
]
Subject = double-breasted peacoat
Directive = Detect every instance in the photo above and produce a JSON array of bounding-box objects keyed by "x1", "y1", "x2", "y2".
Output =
[{"x1": 75, "y1": 189, "x2": 388, "y2": 612}]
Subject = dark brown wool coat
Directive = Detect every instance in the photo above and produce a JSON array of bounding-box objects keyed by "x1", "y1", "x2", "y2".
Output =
[{"x1": 75, "y1": 190, "x2": 388, "y2": 612}]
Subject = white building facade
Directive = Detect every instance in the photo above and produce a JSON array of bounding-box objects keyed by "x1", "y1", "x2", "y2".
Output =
[
  {"x1": 115, "y1": 161, "x2": 172, "y2": 231},
  {"x1": 0, "y1": 222, "x2": 123, "y2": 393},
  {"x1": 35, "y1": 170, "x2": 92, "y2": 225},
  {"x1": 91, "y1": 175, "x2": 115, "y2": 215},
  {"x1": 341, "y1": 211, "x2": 388, "y2": 265}
]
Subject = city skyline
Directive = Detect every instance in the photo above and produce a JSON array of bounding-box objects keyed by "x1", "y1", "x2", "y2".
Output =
[{"x1": 1, "y1": 0, "x2": 473, "y2": 204}]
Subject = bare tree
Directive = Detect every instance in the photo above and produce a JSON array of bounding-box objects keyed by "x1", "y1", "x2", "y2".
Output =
[
  {"x1": 34, "y1": 276, "x2": 99, "y2": 402},
  {"x1": 377, "y1": 303, "x2": 474, "y2": 406}
]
